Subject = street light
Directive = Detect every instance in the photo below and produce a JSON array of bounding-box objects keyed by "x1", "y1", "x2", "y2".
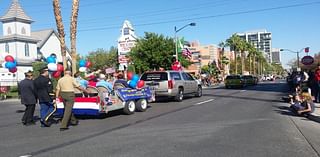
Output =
[
  {"x1": 280, "y1": 47, "x2": 309, "y2": 69},
  {"x1": 174, "y1": 22, "x2": 196, "y2": 60}
]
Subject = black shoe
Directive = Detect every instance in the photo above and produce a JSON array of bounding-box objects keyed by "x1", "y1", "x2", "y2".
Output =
[
  {"x1": 40, "y1": 121, "x2": 50, "y2": 127},
  {"x1": 24, "y1": 122, "x2": 36, "y2": 126},
  {"x1": 60, "y1": 128, "x2": 69, "y2": 131}
]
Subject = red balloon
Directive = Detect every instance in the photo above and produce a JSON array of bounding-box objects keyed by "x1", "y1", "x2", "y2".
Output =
[
  {"x1": 85, "y1": 61, "x2": 92, "y2": 68},
  {"x1": 137, "y1": 80, "x2": 145, "y2": 88},
  {"x1": 9, "y1": 67, "x2": 17, "y2": 73},
  {"x1": 127, "y1": 71, "x2": 133, "y2": 80},
  {"x1": 5, "y1": 55, "x2": 14, "y2": 62},
  {"x1": 56, "y1": 64, "x2": 64, "y2": 72},
  {"x1": 52, "y1": 71, "x2": 61, "y2": 78}
]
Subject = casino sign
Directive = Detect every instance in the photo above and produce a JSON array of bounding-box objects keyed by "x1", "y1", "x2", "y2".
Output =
[{"x1": 301, "y1": 56, "x2": 314, "y2": 65}]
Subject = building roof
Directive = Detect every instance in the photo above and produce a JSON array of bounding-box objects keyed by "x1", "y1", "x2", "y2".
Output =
[
  {"x1": 0, "y1": 34, "x2": 39, "y2": 43},
  {"x1": 31, "y1": 29, "x2": 55, "y2": 48},
  {"x1": 0, "y1": 0, "x2": 33, "y2": 23}
]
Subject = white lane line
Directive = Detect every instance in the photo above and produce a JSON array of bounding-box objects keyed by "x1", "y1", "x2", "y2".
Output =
[
  {"x1": 194, "y1": 99, "x2": 214, "y2": 106},
  {"x1": 240, "y1": 90, "x2": 246, "y2": 92}
]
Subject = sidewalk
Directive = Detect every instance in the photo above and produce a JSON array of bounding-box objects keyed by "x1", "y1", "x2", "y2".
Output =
[{"x1": 308, "y1": 104, "x2": 320, "y2": 123}]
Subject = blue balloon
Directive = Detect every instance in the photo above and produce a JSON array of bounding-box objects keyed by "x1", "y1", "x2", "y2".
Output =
[
  {"x1": 132, "y1": 74, "x2": 139, "y2": 82},
  {"x1": 129, "y1": 80, "x2": 137, "y2": 88},
  {"x1": 5, "y1": 62, "x2": 15, "y2": 69},
  {"x1": 79, "y1": 60, "x2": 86, "y2": 67},
  {"x1": 47, "y1": 56, "x2": 56, "y2": 63},
  {"x1": 12, "y1": 60, "x2": 17, "y2": 66}
]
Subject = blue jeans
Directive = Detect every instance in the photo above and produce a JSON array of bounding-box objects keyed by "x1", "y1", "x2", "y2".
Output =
[{"x1": 39, "y1": 102, "x2": 54, "y2": 122}]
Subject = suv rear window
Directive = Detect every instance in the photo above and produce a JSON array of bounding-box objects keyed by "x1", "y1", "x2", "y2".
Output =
[
  {"x1": 226, "y1": 75, "x2": 241, "y2": 79},
  {"x1": 140, "y1": 72, "x2": 168, "y2": 81}
]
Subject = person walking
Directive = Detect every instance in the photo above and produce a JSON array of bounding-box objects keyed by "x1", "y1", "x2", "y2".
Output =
[
  {"x1": 34, "y1": 66, "x2": 56, "y2": 127},
  {"x1": 18, "y1": 71, "x2": 37, "y2": 126},
  {"x1": 55, "y1": 70, "x2": 87, "y2": 131}
]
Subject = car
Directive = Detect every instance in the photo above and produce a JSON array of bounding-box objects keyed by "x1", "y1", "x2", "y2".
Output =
[
  {"x1": 224, "y1": 75, "x2": 245, "y2": 88},
  {"x1": 242, "y1": 75, "x2": 256, "y2": 86},
  {"x1": 140, "y1": 70, "x2": 202, "y2": 102}
]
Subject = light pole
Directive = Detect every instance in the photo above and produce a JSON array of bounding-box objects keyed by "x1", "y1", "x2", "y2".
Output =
[
  {"x1": 174, "y1": 22, "x2": 196, "y2": 61},
  {"x1": 280, "y1": 47, "x2": 309, "y2": 69}
]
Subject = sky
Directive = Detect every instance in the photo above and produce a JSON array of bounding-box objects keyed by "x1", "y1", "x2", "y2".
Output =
[{"x1": 0, "y1": 0, "x2": 319, "y2": 69}]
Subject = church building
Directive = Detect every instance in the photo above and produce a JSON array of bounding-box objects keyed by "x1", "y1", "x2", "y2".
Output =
[{"x1": 0, "y1": 0, "x2": 70, "y2": 86}]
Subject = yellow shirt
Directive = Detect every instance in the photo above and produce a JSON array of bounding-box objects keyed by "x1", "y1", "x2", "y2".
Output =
[{"x1": 56, "y1": 75, "x2": 80, "y2": 92}]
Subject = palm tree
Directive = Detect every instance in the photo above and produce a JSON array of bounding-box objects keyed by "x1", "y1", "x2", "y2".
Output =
[
  {"x1": 237, "y1": 39, "x2": 248, "y2": 75},
  {"x1": 218, "y1": 41, "x2": 226, "y2": 78},
  {"x1": 70, "y1": 0, "x2": 80, "y2": 75},
  {"x1": 226, "y1": 34, "x2": 241, "y2": 74},
  {"x1": 53, "y1": 0, "x2": 67, "y2": 70},
  {"x1": 246, "y1": 43, "x2": 256, "y2": 75}
]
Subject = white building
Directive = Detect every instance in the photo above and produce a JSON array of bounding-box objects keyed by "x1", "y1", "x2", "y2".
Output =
[
  {"x1": 0, "y1": 0, "x2": 70, "y2": 85},
  {"x1": 237, "y1": 29, "x2": 272, "y2": 63},
  {"x1": 117, "y1": 20, "x2": 137, "y2": 70}
]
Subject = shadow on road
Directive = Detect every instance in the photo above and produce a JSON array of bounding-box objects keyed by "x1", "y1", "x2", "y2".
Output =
[
  {"x1": 203, "y1": 93, "x2": 283, "y2": 103},
  {"x1": 273, "y1": 105, "x2": 320, "y2": 123}
]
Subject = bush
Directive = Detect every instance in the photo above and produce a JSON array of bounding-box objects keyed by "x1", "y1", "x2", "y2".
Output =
[{"x1": 10, "y1": 86, "x2": 18, "y2": 92}]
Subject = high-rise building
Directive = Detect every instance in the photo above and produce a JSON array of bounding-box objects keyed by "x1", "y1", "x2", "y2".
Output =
[
  {"x1": 237, "y1": 29, "x2": 272, "y2": 63},
  {"x1": 271, "y1": 48, "x2": 281, "y2": 64}
]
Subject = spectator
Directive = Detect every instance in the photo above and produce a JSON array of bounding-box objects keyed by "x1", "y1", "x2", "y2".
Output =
[
  {"x1": 96, "y1": 74, "x2": 113, "y2": 92},
  {"x1": 314, "y1": 65, "x2": 320, "y2": 103}
]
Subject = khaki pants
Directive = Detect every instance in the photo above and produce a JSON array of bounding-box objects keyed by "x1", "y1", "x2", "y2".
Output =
[{"x1": 60, "y1": 92, "x2": 78, "y2": 128}]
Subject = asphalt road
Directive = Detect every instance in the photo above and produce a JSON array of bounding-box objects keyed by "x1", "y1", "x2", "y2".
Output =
[{"x1": 1, "y1": 81, "x2": 320, "y2": 157}]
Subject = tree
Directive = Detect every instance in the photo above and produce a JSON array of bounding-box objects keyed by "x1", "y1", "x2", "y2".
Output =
[
  {"x1": 53, "y1": 0, "x2": 67, "y2": 70},
  {"x1": 129, "y1": 32, "x2": 191, "y2": 73},
  {"x1": 226, "y1": 34, "x2": 242, "y2": 74},
  {"x1": 86, "y1": 47, "x2": 118, "y2": 70},
  {"x1": 70, "y1": 0, "x2": 80, "y2": 75}
]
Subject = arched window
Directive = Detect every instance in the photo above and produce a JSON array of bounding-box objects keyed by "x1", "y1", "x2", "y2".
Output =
[
  {"x1": 5, "y1": 43, "x2": 9, "y2": 53},
  {"x1": 21, "y1": 27, "x2": 26, "y2": 35},
  {"x1": 7, "y1": 27, "x2": 12, "y2": 35},
  {"x1": 25, "y1": 43, "x2": 29, "y2": 57}
]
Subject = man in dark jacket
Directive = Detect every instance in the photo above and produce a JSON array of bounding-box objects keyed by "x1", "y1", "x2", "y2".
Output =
[
  {"x1": 18, "y1": 71, "x2": 37, "y2": 126},
  {"x1": 34, "y1": 67, "x2": 55, "y2": 127}
]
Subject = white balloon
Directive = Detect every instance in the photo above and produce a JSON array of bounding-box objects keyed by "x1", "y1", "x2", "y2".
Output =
[
  {"x1": 79, "y1": 67, "x2": 87, "y2": 72},
  {"x1": 48, "y1": 63, "x2": 57, "y2": 71},
  {"x1": 1, "y1": 62, "x2": 6, "y2": 68}
]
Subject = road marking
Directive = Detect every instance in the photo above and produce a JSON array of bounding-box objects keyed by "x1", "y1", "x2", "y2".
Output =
[
  {"x1": 195, "y1": 99, "x2": 214, "y2": 106},
  {"x1": 240, "y1": 90, "x2": 246, "y2": 92}
]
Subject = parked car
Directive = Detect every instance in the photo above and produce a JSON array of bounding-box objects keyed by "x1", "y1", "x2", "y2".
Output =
[
  {"x1": 140, "y1": 71, "x2": 202, "y2": 102},
  {"x1": 224, "y1": 75, "x2": 245, "y2": 88},
  {"x1": 242, "y1": 75, "x2": 257, "y2": 86}
]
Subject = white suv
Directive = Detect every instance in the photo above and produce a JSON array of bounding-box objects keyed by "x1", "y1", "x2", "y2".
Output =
[{"x1": 140, "y1": 71, "x2": 202, "y2": 101}]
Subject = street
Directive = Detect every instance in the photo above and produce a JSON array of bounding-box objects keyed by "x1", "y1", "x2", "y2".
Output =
[{"x1": 1, "y1": 81, "x2": 320, "y2": 157}]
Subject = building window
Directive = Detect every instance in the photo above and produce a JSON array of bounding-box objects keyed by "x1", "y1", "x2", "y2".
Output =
[
  {"x1": 7, "y1": 27, "x2": 12, "y2": 35},
  {"x1": 123, "y1": 28, "x2": 129, "y2": 35},
  {"x1": 25, "y1": 43, "x2": 29, "y2": 57},
  {"x1": 5, "y1": 43, "x2": 9, "y2": 53},
  {"x1": 21, "y1": 27, "x2": 26, "y2": 35}
]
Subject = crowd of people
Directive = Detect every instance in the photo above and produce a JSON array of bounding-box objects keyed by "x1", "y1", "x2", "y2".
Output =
[
  {"x1": 18, "y1": 66, "x2": 128, "y2": 131},
  {"x1": 285, "y1": 65, "x2": 320, "y2": 116}
]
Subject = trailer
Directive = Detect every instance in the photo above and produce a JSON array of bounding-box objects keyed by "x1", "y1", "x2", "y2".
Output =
[{"x1": 55, "y1": 86, "x2": 154, "y2": 116}]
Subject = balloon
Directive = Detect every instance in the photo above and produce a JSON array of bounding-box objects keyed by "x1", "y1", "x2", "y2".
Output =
[
  {"x1": 129, "y1": 80, "x2": 137, "y2": 88},
  {"x1": 132, "y1": 74, "x2": 139, "y2": 82},
  {"x1": 50, "y1": 54, "x2": 57, "y2": 58},
  {"x1": 79, "y1": 60, "x2": 86, "y2": 67},
  {"x1": 48, "y1": 63, "x2": 57, "y2": 71},
  {"x1": 9, "y1": 67, "x2": 17, "y2": 73},
  {"x1": 85, "y1": 61, "x2": 92, "y2": 68},
  {"x1": 1, "y1": 62, "x2": 6, "y2": 68},
  {"x1": 5, "y1": 62, "x2": 15, "y2": 69},
  {"x1": 56, "y1": 64, "x2": 64, "y2": 72},
  {"x1": 137, "y1": 80, "x2": 145, "y2": 88},
  {"x1": 46, "y1": 56, "x2": 56, "y2": 63},
  {"x1": 5, "y1": 55, "x2": 14, "y2": 62},
  {"x1": 127, "y1": 71, "x2": 133, "y2": 80},
  {"x1": 12, "y1": 60, "x2": 17, "y2": 67},
  {"x1": 79, "y1": 67, "x2": 87, "y2": 72},
  {"x1": 52, "y1": 71, "x2": 61, "y2": 78}
]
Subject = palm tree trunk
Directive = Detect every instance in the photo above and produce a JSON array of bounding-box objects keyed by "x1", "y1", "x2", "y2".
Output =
[
  {"x1": 70, "y1": 0, "x2": 80, "y2": 75},
  {"x1": 253, "y1": 55, "x2": 256, "y2": 75},
  {"x1": 241, "y1": 51, "x2": 245, "y2": 74},
  {"x1": 53, "y1": 0, "x2": 67, "y2": 70},
  {"x1": 235, "y1": 52, "x2": 238, "y2": 74},
  {"x1": 249, "y1": 56, "x2": 252, "y2": 74}
]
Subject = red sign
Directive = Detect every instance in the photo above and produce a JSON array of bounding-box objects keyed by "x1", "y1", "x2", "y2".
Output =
[
  {"x1": 0, "y1": 86, "x2": 9, "y2": 93},
  {"x1": 301, "y1": 56, "x2": 314, "y2": 65}
]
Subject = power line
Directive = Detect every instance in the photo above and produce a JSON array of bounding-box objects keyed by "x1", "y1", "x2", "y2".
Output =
[{"x1": 75, "y1": 1, "x2": 320, "y2": 32}]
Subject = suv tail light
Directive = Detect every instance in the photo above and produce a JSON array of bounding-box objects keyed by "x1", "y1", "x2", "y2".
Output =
[{"x1": 168, "y1": 80, "x2": 173, "y2": 89}]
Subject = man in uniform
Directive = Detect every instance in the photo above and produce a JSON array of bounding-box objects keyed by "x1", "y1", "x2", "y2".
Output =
[
  {"x1": 18, "y1": 71, "x2": 37, "y2": 126},
  {"x1": 55, "y1": 70, "x2": 88, "y2": 131},
  {"x1": 34, "y1": 66, "x2": 56, "y2": 127}
]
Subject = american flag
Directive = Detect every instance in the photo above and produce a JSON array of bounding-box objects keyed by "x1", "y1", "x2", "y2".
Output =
[{"x1": 182, "y1": 48, "x2": 192, "y2": 59}]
